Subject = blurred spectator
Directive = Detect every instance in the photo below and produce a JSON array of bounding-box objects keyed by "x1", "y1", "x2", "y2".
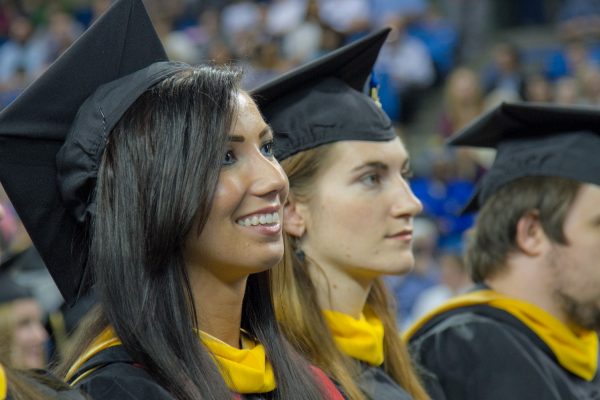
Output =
[
  {"x1": 0, "y1": 1, "x2": 17, "y2": 43},
  {"x1": 521, "y1": 71, "x2": 553, "y2": 102},
  {"x1": 579, "y1": 65, "x2": 600, "y2": 106},
  {"x1": 409, "y1": 251, "x2": 472, "y2": 322},
  {"x1": 369, "y1": 0, "x2": 428, "y2": 26},
  {"x1": 182, "y1": 8, "x2": 223, "y2": 62},
  {"x1": 0, "y1": 14, "x2": 48, "y2": 87},
  {"x1": 0, "y1": 185, "x2": 62, "y2": 319},
  {"x1": 440, "y1": 66, "x2": 483, "y2": 138},
  {"x1": 376, "y1": 15, "x2": 434, "y2": 123},
  {"x1": 545, "y1": 39, "x2": 600, "y2": 81},
  {"x1": 221, "y1": 0, "x2": 262, "y2": 38},
  {"x1": 265, "y1": 0, "x2": 306, "y2": 37},
  {"x1": 411, "y1": 148, "x2": 477, "y2": 252},
  {"x1": 241, "y1": 40, "x2": 291, "y2": 89},
  {"x1": 557, "y1": 0, "x2": 600, "y2": 41},
  {"x1": 482, "y1": 41, "x2": 524, "y2": 97},
  {"x1": 204, "y1": 38, "x2": 234, "y2": 66},
  {"x1": 317, "y1": 23, "x2": 344, "y2": 55},
  {"x1": 45, "y1": 10, "x2": 83, "y2": 62},
  {"x1": 0, "y1": 274, "x2": 48, "y2": 370},
  {"x1": 554, "y1": 76, "x2": 581, "y2": 105},
  {"x1": 407, "y1": 5, "x2": 458, "y2": 82},
  {"x1": 282, "y1": 0, "x2": 323, "y2": 63},
  {"x1": 439, "y1": 0, "x2": 491, "y2": 63},
  {"x1": 0, "y1": 354, "x2": 89, "y2": 399},
  {"x1": 317, "y1": 0, "x2": 370, "y2": 37}
]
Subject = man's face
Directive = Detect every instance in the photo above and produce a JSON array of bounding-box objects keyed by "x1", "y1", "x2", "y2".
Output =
[{"x1": 548, "y1": 184, "x2": 600, "y2": 330}]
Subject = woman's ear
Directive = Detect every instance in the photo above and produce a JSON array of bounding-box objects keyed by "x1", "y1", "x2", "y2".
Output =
[
  {"x1": 515, "y1": 210, "x2": 548, "y2": 256},
  {"x1": 283, "y1": 193, "x2": 307, "y2": 238}
]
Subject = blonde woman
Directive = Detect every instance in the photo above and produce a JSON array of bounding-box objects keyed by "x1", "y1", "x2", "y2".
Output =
[{"x1": 253, "y1": 29, "x2": 432, "y2": 400}]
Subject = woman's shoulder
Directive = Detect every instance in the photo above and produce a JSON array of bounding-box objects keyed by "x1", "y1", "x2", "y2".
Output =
[
  {"x1": 356, "y1": 363, "x2": 412, "y2": 400},
  {"x1": 72, "y1": 346, "x2": 174, "y2": 400},
  {"x1": 77, "y1": 363, "x2": 174, "y2": 400}
]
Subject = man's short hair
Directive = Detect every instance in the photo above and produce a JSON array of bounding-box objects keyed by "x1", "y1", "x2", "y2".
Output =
[{"x1": 466, "y1": 176, "x2": 581, "y2": 282}]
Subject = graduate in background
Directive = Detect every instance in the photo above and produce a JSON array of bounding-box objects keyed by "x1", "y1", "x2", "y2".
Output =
[
  {"x1": 0, "y1": 0, "x2": 343, "y2": 399},
  {"x1": 405, "y1": 102, "x2": 600, "y2": 399},
  {"x1": 0, "y1": 208, "x2": 87, "y2": 400},
  {"x1": 0, "y1": 275, "x2": 47, "y2": 371},
  {"x1": 253, "y1": 29, "x2": 431, "y2": 400}
]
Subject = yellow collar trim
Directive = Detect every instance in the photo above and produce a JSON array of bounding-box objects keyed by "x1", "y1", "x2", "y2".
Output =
[
  {"x1": 0, "y1": 363, "x2": 7, "y2": 400},
  {"x1": 199, "y1": 330, "x2": 276, "y2": 393},
  {"x1": 66, "y1": 326, "x2": 122, "y2": 385},
  {"x1": 404, "y1": 289, "x2": 599, "y2": 381},
  {"x1": 67, "y1": 326, "x2": 276, "y2": 394},
  {"x1": 323, "y1": 308, "x2": 385, "y2": 366}
]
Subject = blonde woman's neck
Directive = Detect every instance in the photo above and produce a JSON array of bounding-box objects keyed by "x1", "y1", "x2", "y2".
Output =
[{"x1": 306, "y1": 257, "x2": 373, "y2": 319}]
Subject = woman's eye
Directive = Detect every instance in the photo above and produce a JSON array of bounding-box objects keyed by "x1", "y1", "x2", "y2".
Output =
[
  {"x1": 361, "y1": 173, "x2": 381, "y2": 186},
  {"x1": 261, "y1": 140, "x2": 274, "y2": 157},
  {"x1": 401, "y1": 168, "x2": 414, "y2": 179},
  {"x1": 223, "y1": 150, "x2": 236, "y2": 165}
]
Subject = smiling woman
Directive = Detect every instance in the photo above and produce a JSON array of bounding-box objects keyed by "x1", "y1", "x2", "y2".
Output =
[
  {"x1": 0, "y1": 1, "x2": 342, "y2": 399},
  {"x1": 253, "y1": 29, "x2": 431, "y2": 400}
]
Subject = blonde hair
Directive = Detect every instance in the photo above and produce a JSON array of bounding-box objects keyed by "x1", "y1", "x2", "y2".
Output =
[
  {"x1": 443, "y1": 67, "x2": 484, "y2": 132},
  {"x1": 273, "y1": 144, "x2": 430, "y2": 400},
  {"x1": 0, "y1": 303, "x2": 15, "y2": 366}
]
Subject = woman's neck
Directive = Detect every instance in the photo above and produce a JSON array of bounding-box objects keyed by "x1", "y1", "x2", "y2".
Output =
[
  {"x1": 307, "y1": 259, "x2": 373, "y2": 319},
  {"x1": 187, "y1": 267, "x2": 248, "y2": 348}
]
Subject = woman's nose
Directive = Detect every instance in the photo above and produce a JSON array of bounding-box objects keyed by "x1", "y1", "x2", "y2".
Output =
[
  {"x1": 250, "y1": 156, "x2": 289, "y2": 201},
  {"x1": 390, "y1": 180, "x2": 422, "y2": 218}
]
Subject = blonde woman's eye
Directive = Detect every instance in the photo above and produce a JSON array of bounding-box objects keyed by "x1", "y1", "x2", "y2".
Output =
[
  {"x1": 261, "y1": 140, "x2": 274, "y2": 157},
  {"x1": 361, "y1": 173, "x2": 380, "y2": 186}
]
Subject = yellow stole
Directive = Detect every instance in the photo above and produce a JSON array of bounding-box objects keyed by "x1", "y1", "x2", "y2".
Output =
[
  {"x1": 67, "y1": 327, "x2": 276, "y2": 393},
  {"x1": 322, "y1": 308, "x2": 385, "y2": 366},
  {"x1": 404, "y1": 289, "x2": 599, "y2": 381},
  {"x1": 199, "y1": 330, "x2": 276, "y2": 393},
  {"x1": 0, "y1": 363, "x2": 6, "y2": 400}
]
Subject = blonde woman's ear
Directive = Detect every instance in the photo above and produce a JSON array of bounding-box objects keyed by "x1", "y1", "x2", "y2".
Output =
[{"x1": 283, "y1": 194, "x2": 307, "y2": 238}]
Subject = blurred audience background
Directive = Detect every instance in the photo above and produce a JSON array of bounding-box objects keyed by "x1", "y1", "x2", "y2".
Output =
[{"x1": 1, "y1": 0, "x2": 598, "y2": 359}]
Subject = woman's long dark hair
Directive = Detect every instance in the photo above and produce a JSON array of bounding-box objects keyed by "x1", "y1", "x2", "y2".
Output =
[{"x1": 81, "y1": 66, "x2": 325, "y2": 400}]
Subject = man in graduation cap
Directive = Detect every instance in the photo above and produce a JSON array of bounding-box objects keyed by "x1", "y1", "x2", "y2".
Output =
[{"x1": 405, "y1": 102, "x2": 600, "y2": 400}]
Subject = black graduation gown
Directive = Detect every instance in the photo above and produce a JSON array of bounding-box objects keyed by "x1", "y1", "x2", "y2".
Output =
[
  {"x1": 354, "y1": 362, "x2": 413, "y2": 400},
  {"x1": 408, "y1": 304, "x2": 600, "y2": 400},
  {"x1": 69, "y1": 346, "x2": 270, "y2": 399}
]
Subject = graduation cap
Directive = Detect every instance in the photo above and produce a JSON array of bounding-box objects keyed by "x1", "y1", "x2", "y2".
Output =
[
  {"x1": 0, "y1": 0, "x2": 182, "y2": 305},
  {"x1": 0, "y1": 272, "x2": 33, "y2": 304},
  {"x1": 448, "y1": 102, "x2": 600, "y2": 213},
  {"x1": 252, "y1": 28, "x2": 395, "y2": 161}
]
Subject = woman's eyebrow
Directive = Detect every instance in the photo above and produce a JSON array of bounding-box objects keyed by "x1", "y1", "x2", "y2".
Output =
[
  {"x1": 351, "y1": 161, "x2": 388, "y2": 172},
  {"x1": 260, "y1": 125, "x2": 273, "y2": 139},
  {"x1": 228, "y1": 126, "x2": 273, "y2": 142}
]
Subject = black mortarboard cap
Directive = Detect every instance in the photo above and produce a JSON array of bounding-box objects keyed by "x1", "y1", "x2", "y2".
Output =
[
  {"x1": 448, "y1": 102, "x2": 600, "y2": 212},
  {"x1": 0, "y1": 0, "x2": 170, "y2": 305},
  {"x1": 0, "y1": 272, "x2": 33, "y2": 304},
  {"x1": 252, "y1": 28, "x2": 395, "y2": 160}
]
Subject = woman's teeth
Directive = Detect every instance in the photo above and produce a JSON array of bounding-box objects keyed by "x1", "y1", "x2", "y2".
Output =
[{"x1": 237, "y1": 212, "x2": 280, "y2": 227}]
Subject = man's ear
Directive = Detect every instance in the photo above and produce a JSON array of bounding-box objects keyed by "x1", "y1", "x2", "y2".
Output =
[
  {"x1": 283, "y1": 193, "x2": 308, "y2": 238},
  {"x1": 515, "y1": 210, "x2": 548, "y2": 256}
]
